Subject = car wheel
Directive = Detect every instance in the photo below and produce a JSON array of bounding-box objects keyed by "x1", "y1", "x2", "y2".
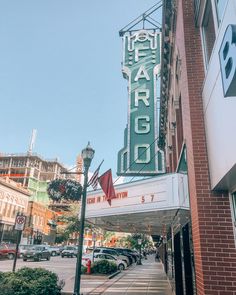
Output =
[
  {"x1": 47, "y1": 256, "x2": 50, "y2": 261},
  {"x1": 23, "y1": 258, "x2": 27, "y2": 262},
  {"x1": 61, "y1": 255, "x2": 64, "y2": 258},
  {"x1": 51, "y1": 251, "x2": 56, "y2": 256},
  {"x1": 8, "y1": 253, "x2": 14, "y2": 260},
  {"x1": 118, "y1": 264, "x2": 125, "y2": 271}
]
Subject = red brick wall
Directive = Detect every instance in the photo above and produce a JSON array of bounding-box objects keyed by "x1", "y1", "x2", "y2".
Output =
[{"x1": 172, "y1": 0, "x2": 236, "y2": 294}]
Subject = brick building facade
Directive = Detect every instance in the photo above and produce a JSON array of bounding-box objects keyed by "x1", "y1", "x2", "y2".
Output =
[{"x1": 159, "y1": 0, "x2": 236, "y2": 294}]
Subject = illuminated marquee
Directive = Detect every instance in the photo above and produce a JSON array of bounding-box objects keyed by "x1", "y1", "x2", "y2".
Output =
[
  {"x1": 87, "y1": 191, "x2": 128, "y2": 204},
  {"x1": 117, "y1": 30, "x2": 164, "y2": 176}
]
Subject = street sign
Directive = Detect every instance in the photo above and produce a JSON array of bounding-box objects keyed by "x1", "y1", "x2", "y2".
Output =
[{"x1": 15, "y1": 214, "x2": 26, "y2": 231}]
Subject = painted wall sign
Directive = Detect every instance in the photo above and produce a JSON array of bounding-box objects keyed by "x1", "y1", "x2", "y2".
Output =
[
  {"x1": 219, "y1": 24, "x2": 236, "y2": 97},
  {"x1": 117, "y1": 30, "x2": 164, "y2": 176}
]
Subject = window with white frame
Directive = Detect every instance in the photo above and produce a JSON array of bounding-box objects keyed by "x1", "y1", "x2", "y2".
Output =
[
  {"x1": 231, "y1": 192, "x2": 236, "y2": 229},
  {"x1": 215, "y1": 0, "x2": 227, "y2": 25},
  {"x1": 201, "y1": 0, "x2": 216, "y2": 66}
]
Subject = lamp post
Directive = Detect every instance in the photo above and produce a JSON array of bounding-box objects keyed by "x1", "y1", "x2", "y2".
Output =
[
  {"x1": 73, "y1": 142, "x2": 95, "y2": 295},
  {"x1": 137, "y1": 238, "x2": 142, "y2": 265}
]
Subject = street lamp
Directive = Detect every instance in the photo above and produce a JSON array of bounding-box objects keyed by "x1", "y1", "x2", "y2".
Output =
[
  {"x1": 137, "y1": 238, "x2": 142, "y2": 265},
  {"x1": 73, "y1": 142, "x2": 95, "y2": 295}
]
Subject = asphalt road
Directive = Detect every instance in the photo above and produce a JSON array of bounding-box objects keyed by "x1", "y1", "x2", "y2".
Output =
[{"x1": 0, "y1": 256, "x2": 113, "y2": 294}]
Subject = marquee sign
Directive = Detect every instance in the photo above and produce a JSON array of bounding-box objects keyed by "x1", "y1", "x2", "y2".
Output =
[
  {"x1": 117, "y1": 30, "x2": 164, "y2": 176},
  {"x1": 86, "y1": 173, "x2": 190, "y2": 219}
]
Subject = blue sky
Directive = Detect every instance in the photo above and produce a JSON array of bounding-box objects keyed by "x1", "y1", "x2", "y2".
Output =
[{"x1": 0, "y1": 0, "x2": 160, "y2": 176}]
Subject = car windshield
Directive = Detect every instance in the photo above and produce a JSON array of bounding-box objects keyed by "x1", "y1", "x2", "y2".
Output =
[
  {"x1": 20, "y1": 245, "x2": 33, "y2": 250},
  {"x1": 64, "y1": 246, "x2": 75, "y2": 250},
  {"x1": 30, "y1": 247, "x2": 44, "y2": 251}
]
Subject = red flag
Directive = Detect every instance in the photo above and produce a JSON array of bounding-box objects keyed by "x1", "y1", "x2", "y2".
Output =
[{"x1": 98, "y1": 169, "x2": 116, "y2": 206}]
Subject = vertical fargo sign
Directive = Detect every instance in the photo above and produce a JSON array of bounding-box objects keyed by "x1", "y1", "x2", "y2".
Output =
[{"x1": 117, "y1": 30, "x2": 164, "y2": 176}]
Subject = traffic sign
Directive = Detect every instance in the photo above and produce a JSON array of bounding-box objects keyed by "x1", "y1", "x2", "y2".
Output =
[{"x1": 15, "y1": 214, "x2": 26, "y2": 231}]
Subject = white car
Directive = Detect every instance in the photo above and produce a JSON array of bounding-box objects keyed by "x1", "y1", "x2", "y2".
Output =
[
  {"x1": 93, "y1": 247, "x2": 130, "y2": 266},
  {"x1": 82, "y1": 253, "x2": 127, "y2": 271}
]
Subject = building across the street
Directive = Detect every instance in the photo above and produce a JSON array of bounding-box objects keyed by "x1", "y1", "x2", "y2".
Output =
[
  {"x1": 0, "y1": 177, "x2": 30, "y2": 243},
  {"x1": 0, "y1": 153, "x2": 72, "y2": 244},
  {"x1": 25, "y1": 201, "x2": 58, "y2": 244},
  {"x1": 0, "y1": 153, "x2": 67, "y2": 205}
]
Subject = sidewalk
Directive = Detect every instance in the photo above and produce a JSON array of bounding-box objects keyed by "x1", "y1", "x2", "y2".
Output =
[{"x1": 84, "y1": 255, "x2": 173, "y2": 295}]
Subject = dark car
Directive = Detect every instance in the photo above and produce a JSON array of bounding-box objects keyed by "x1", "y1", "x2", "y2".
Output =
[
  {"x1": 116, "y1": 248, "x2": 140, "y2": 262},
  {"x1": 23, "y1": 245, "x2": 51, "y2": 261},
  {"x1": 112, "y1": 248, "x2": 135, "y2": 265},
  {"x1": 0, "y1": 243, "x2": 19, "y2": 260}
]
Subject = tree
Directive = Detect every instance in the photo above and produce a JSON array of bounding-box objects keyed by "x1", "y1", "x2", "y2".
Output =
[
  {"x1": 119, "y1": 233, "x2": 153, "y2": 250},
  {"x1": 55, "y1": 204, "x2": 102, "y2": 243}
]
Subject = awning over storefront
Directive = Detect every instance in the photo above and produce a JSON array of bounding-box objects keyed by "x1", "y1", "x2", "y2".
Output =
[{"x1": 86, "y1": 173, "x2": 190, "y2": 235}]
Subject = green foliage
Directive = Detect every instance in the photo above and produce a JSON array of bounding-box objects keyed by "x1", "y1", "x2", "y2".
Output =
[
  {"x1": 102, "y1": 231, "x2": 115, "y2": 244},
  {"x1": 0, "y1": 267, "x2": 63, "y2": 295},
  {"x1": 56, "y1": 204, "x2": 103, "y2": 243},
  {"x1": 55, "y1": 232, "x2": 70, "y2": 244},
  {"x1": 81, "y1": 265, "x2": 87, "y2": 274},
  {"x1": 121, "y1": 233, "x2": 153, "y2": 250},
  {"x1": 91, "y1": 260, "x2": 117, "y2": 274},
  {"x1": 47, "y1": 178, "x2": 82, "y2": 202}
]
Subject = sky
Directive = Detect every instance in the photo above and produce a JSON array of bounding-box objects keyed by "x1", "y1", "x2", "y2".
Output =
[{"x1": 0, "y1": 0, "x2": 161, "y2": 177}]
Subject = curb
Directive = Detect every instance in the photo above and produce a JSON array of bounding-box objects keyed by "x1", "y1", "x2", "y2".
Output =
[{"x1": 108, "y1": 270, "x2": 121, "y2": 279}]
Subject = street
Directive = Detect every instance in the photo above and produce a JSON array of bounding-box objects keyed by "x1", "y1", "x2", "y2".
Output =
[
  {"x1": 0, "y1": 256, "x2": 108, "y2": 293},
  {"x1": 0, "y1": 255, "x2": 173, "y2": 295},
  {"x1": 0, "y1": 256, "x2": 74, "y2": 290}
]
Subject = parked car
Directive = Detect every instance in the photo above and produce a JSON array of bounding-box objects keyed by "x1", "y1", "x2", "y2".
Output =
[
  {"x1": 19, "y1": 244, "x2": 34, "y2": 258},
  {"x1": 115, "y1": 248, "x2": 140, "y2": 262},
  {"x1": 0, "y1": 243, "x2": 19, "y2": 260},
  {"x1": 82, "y1": 253, "x2": 127, "y2": 271},
  {"x1": 48, "y1": 246, "x2": 61, "y2": 256},
  {"x1": 93, "y1": 247, "x2": 130, "y2": 266},
  {"x1": 22, "y1": 245, "x2": 51, "y2": 262},
  {"x1": 61, "y1": 246, "x2": 78, "y2": 258},
  {"x1": 111, "y1": 248, "x2": 135, "y2": 265}
]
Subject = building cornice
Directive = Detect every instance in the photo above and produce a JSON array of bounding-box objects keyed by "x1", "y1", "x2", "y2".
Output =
[{"x1": 0, "y1": 178, "x2": 31, "y2": 196}]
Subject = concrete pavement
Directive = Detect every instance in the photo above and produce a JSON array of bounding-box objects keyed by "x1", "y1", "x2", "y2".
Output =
[{"x1": 64, "y1": 255, "x2": 173, "y2": 295}]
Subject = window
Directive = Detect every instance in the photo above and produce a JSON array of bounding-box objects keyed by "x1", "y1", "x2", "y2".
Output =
[
  {"x1": 202, "y1": 0, "x2": 216, "y2": 66},
  {"x1": 215, "y1": 0, "x2": 227, "y2": 25},
  {"x1": 231, "y1": 192, "x2": 236, "y2": 228}
]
